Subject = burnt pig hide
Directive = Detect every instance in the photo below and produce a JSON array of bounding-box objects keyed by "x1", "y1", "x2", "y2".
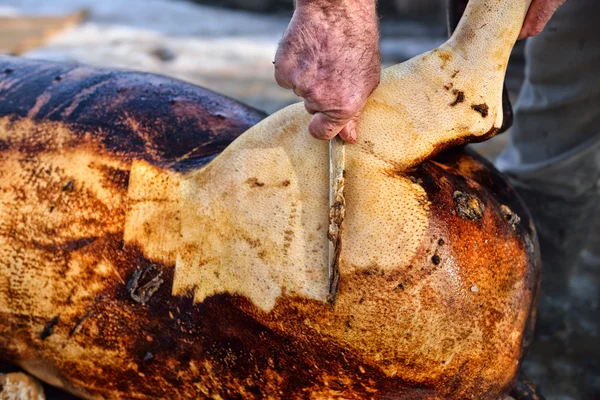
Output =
[{"x1": 0, "y1": 3, "x2": 539, "y2": 396}]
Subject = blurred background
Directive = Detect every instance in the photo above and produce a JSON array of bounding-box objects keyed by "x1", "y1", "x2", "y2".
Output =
[{"x1": 0, "y1": 1, "x2": 595, "y2": 400}]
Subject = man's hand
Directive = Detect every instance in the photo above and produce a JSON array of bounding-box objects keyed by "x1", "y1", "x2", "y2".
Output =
[
  {"x1": 519, "y1": 0, "x2": 566, "y2": 39},
  {"x1": 274, "y1": 0, "x2": 380, "y2": 143}
]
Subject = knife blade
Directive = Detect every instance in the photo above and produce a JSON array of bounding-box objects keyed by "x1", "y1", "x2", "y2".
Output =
[{"x1": 327, "y1": 135, "x2": 346, "y2": 306}]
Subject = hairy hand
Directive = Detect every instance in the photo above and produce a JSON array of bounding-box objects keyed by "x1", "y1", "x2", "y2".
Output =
[
  {"x1": 274, "y1": 0, "x2": 380, "y2": 142},
  {"x1": 519, "y1": 0, "x2": 566, "y2": 39}
]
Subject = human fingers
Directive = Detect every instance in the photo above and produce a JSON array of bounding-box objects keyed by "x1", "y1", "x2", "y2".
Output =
[
  {"x1": 308, "y1": 112, "x2": 351, "y2": 141},
  {"x1": 518, "y1": 0, "x2": 565, "y2": 39},
  {"x1": 338, "y1": 120, "x2": 358, "y2": 144},
  {"x1": 273, "y1": 57, "x2": 294, "y2": 90}
]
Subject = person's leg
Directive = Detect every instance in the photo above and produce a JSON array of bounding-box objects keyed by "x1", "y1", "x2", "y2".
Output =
[{"x1": 496, "y1": 1, "x2": 600, "y2": 398}]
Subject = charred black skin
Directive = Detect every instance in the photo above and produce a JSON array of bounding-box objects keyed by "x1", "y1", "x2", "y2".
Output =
[
  {"x1": 0, "y1": 56, "x2": 541, "y2": 399},
  {"x1": 0, "y1": 56, "x2": 267, "y2": 167}
]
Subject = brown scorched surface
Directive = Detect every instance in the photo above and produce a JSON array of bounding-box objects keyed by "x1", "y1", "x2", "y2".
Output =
[{"x1": 0, "y1": 56, "x2": 540, "y2": 399}]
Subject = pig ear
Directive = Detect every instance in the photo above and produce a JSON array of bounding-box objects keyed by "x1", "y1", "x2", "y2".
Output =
[
  {"x1": 447, "y1": 0, "x2": 514, "y2": 134},
  {"x1": 353, "y1": 0, "x2": 531, "y2": 171}
]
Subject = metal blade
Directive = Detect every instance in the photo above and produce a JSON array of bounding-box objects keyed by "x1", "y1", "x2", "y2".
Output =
[{"x1": 327, "y1": 135, "x2": 346, "y2": 306}]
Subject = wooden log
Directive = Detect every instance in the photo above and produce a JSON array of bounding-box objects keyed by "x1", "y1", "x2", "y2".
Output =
[{"x1": 0, "y1": 11, "x2": 87, "y2": 55}]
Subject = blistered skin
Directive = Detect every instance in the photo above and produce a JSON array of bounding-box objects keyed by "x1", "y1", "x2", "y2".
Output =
[{"x1": 0, "y1": 0, "x2": 539, "y2": 399}]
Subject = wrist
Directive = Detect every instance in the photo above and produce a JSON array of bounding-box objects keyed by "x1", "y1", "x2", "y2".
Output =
[
  {"x1": 295, "y1": 0, "x2": 376, "y2": 14},
  {"x1": 295, "y1": 0, "x2": 378, "y2": 32}
]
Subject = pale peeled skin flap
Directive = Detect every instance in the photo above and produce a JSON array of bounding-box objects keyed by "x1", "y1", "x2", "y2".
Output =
[{"x1": 125, "y1": 0, "x2": 532, "y2": 311}]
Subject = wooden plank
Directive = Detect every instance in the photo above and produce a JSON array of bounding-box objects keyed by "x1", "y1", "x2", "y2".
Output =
[{"x1": 0, "y1": 10, "x2": 87, "y2": 55}]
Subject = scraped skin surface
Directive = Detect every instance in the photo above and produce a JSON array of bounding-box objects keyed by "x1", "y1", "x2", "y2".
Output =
[
  {"x1": 137, "y1": 0, "x2": 533, "y2": 310},
  {"x1": 126, "y1": 109, "x2": 430, "y2": 311},
  {"x1": 0, "y1": 0, "x2": 540, "y2": 399}
]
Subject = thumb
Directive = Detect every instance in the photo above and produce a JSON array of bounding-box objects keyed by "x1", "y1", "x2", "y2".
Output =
[
  {"x1": 308, "y1": 112, "x2": 349, "y2": 141},
  {"x1": 338, "y1": 120, "x2": 358, "y2": 144}
]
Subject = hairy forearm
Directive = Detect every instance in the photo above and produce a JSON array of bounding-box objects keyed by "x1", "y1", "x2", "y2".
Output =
[
  {"x1": 294, "y1": 0, "x2": 377, "y2": 28},
  {"x1": 295, "y1": 0, "x2": 376, "y2": 9},
  {"x1": 294, "y1": 0, "x2": 377, "y2": 27},
  {"x1": 289, "y1": 0, "x2": 379, "y2": 58}
]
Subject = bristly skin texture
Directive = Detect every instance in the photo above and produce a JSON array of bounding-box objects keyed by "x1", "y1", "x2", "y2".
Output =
[{"x1": 0, "y1": 54, "x2": 540, "y2": 399}]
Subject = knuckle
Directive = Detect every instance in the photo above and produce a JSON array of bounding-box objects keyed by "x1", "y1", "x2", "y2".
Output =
[
  {"x1": 274, "y1": 66, "x2": 295, "y2": 90},
  {"x1": 309, "y1": 114, "x2": 341, "y2": 140},
  {"x1": 274, "y1": 73, "x2": 292, "y2": 90},
  {"x1": 308, "y1": 97, "x2": 353, "y2": 120},
  {"x1": 295, "y1": 81, "x2": 312, "y2": 98},
  {"x1": 345, "y1": 96, "x2": 365, "y2": 112},
  {"x1": 308, "y1": 124, "x2": 328, "y2": 140},
  {"x1": 303, "y1": 85, "x2": 325, "y2": 104},
  {"x1": 273, "y1": 55, "x2": 298, "y2": 88},
  {"x1": 303, "y1": 100, "x2": 317, "y2": 115},
  {"x1": 529, "y1": 23, "x2": 545, "y2": 36},
  {"x1": 332, "y1": 104, "x2": 359, "y2": 122}
]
